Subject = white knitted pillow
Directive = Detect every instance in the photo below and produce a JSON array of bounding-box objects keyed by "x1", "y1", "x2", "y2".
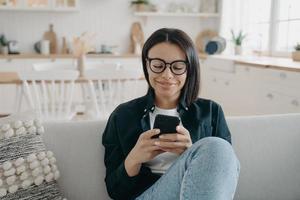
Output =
[{"x1": 0, "y1": 113, "x2": 65, "y2": 199}]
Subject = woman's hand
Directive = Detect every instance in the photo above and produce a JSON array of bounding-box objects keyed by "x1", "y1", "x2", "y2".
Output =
[
  {"x1": 155, "y1": 126, "x2": 192, "y2": 155},
  {"x1": 125, "y1": 129, "x2": 164, "y2": 177}
]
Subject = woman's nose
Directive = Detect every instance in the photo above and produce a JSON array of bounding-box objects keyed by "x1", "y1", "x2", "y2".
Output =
[{"x1": 161, "y1": 65, "x2": 173, "y2": 79}]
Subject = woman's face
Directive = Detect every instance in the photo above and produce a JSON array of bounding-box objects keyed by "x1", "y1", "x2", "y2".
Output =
[{"x1": 147, "y1": 42, "x2": 187, "y2": 101}]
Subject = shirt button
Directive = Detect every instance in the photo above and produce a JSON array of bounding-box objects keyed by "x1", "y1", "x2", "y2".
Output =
[
  {"x1": 144, "y1": 109, "x2": 147, "y2": 112},
  {"x1": 185, "y1": 107, "x2": 188, "y2": 110}
]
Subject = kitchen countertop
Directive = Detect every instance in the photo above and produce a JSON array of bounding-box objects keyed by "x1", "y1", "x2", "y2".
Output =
[
  {"x1": 211, "y1": 54, "x2": 300, "y2": 72},
  {"x1": 1, "y1": 53, "x2": 299, "y2": 72}
]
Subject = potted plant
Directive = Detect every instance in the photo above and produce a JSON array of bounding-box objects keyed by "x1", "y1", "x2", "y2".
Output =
[
  {"x1": 292, "y1": 43, "x2": 300, "y2": 62},
  {"x1": 0, "y1": 34, "x2": 9, "y2": 54},
  {"x1": 231, "y1": 29, "x2": 246, "y2": 55},
  {"x1": 130, "y1": 0, "x2": 151, "y2": 12}
]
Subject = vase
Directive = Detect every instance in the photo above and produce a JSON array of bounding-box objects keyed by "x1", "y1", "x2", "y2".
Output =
[
  {"x1": 0, "y1": 46, "x2": 9, "y2": 55},
  {"x1": 78, "y1": 54, "x2": 86, "y2": 78},
  {"x1": 234, "y1": 45, "x2": 242, "y2": 55},
  {"x1": 292, "y1": 51, "x2": 300, "y2": 62}
]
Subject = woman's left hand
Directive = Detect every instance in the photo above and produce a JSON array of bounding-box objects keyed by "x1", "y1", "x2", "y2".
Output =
[{"x1": 155, "y1": 125, "x2": 192, "y2": 155}]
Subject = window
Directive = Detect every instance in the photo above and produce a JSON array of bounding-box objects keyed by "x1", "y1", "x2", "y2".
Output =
[
  {"x1": 221, "y1": 0, "x2": 299, "y2": 55},
  {"x1": 275, "y1": 0, "x2": 300, "y2": 52},
  {"x1": 241, "y1": 0, "x2": 272, "y2": 53}
]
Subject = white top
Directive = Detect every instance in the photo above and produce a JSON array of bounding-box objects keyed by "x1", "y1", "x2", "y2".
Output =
[{"x1": 144, "y1": 106, "x2": 181, "y2": 174}]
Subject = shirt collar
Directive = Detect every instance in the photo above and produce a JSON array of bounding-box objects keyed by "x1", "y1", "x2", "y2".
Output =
[{"x1": 143, "y1": 88, "x2": 189, "y2": 115}]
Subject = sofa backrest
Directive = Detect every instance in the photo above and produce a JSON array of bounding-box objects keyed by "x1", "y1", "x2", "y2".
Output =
[
  {"x1": 43, "y1": 120, "x2": 109, "y2": 200},
  {"x1": 43, "y1": 113, "x2": 300, "y2": 200},
  {"x1": 229, "y1": 113, "x2": 300, "y2": 200}
]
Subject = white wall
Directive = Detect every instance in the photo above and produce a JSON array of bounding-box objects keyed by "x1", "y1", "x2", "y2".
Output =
[{"x1": 0, "y1": 0, "x2": 219, "y2": 54}]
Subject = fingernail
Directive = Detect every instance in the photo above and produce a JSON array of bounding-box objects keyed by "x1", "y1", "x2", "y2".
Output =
[
  {"x1": 159, "y1": 135, "x2": 164, "y2": 139},
  {"x1": 154, "y1": 141, "x2": 160, "y2": 145},
  {"x1": 156, "y1": 129, "x2": 160, "y2": 134}
]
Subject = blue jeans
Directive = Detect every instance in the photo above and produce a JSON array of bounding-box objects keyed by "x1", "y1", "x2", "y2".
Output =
[{"x1": 136, "y1": 137, "x2": 240, "y2": 200}]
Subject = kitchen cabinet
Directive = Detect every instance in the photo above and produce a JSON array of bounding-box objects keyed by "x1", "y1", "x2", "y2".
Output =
[
  {"x1": 0, "y1": 0, "x2": 79, "y2": 11},
  {"x1": 200, "y1": 57, "x2": 243, "y2": 115},
  {"x1": 0, "y1": 57, "x2": 76, "y2": 72},
  {"x1": 236, "y1": 64, "x2": 300, "y2": 115},
  {"x1": 201, "y1": 57, "x2": 300, "y2": 116}
]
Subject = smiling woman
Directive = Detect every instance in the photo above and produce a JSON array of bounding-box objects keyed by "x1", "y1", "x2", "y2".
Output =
[
  {"x1": 146, "y1": 42, "x2": 187, "y2": 108},
  {"x1": 102, "y1": 28, "x2": 240, "y2": 200}
]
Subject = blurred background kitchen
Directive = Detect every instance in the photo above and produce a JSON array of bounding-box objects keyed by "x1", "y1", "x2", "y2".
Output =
[{"x1": 0, "y1": 0, "x2": 299, "y2": 121}]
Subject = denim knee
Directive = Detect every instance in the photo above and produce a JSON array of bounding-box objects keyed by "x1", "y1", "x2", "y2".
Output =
[{"x1": 187, "y1": 137, "x2": 238, "y2": 163}]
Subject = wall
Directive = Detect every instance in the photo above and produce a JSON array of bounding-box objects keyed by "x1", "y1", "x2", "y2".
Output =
[{"x1": 0, "y1": 0, "x2": 219, "y2": 54}]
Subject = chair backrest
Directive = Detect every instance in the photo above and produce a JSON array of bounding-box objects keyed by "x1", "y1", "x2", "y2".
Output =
[
  {"x1": 18, "y1": 70, "x2": 79, "y2": 121},
  {"x1": 83, "y1": 64, "x2": 147, "y2": 119}
]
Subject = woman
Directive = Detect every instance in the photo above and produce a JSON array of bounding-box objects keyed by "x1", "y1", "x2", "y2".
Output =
[{"x1": 102, "y1": 28, "x2": 240, "y2": 200}]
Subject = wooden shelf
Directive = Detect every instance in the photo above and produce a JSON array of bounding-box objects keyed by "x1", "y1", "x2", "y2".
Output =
[
  {"x1": 0, "y1": 0, "x2": 79, "y2": 12},
  {"x1": 133, "y1": 11, "x2": 220, "y2": 18}
]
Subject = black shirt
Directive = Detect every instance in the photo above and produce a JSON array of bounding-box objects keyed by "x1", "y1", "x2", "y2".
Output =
[{"x1": 102, "y1": 91, "x2": 231, "y2": 200}]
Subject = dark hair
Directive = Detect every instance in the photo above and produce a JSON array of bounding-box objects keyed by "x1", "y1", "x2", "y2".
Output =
[{"x1": 142, "y1": 28, "x2": 200, "y2": 106}]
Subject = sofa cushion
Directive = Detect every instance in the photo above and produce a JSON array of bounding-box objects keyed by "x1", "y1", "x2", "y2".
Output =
[{"x1": 0, "y1": 113, "x2": 64, "y2": 199}]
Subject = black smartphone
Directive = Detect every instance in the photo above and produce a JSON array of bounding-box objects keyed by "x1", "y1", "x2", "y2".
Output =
[{"x1": 151, "y1": 114, "x2": 180, "y2": 139}]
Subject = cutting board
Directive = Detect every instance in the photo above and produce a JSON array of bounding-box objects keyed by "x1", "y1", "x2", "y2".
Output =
[
  {"x1": 43, "y1": 24, "x2": 57, "y2": 54},
  {"x1": 130, "y1": 22, "x2": 144, "y2": 54}
]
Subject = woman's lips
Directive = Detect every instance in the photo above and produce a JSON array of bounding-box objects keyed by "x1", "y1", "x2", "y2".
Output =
[{"x1": 156, "y1": 80, "x2": 176, "y2": 87}]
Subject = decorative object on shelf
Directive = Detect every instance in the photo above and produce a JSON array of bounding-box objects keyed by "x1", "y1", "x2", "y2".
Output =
[
  {"x1": 231, "y1": 29, "x2": 246, "y2": 55},
  {"x1": 195, "y1": 29, "x2": 218, "y2": 53},
  {"x1": 130, "y1": 0, "x2": 155, "y2": 12},
  {"x1": 34, "y1": 40, "x2": 50, "y2": 55},
  {"x1": 7, "y1": 40, "x2": 20, "y2": 54},
  {"x1": 200, "y1": 0, "x2": 218, "y2": 13},
  {"x1": 205, "y1": 36, "x2": 226, "y2": 55},
  {"x1": 72, "y1": 32, "x2": 96, "y2": 77},
  {"x1": 292, "y1": 43, "x2": 300, "y2": 62},
  {"x1": 43, "y1": 24, "x2": 57, "y2": 54},
  {"x1": 0, "y1": 34, "x2": 9, "y2": 55},
  {"x1": 130, "y1": 22, "x2": 144, "y2": 55},
  {"x1": 167, "y1": 2, "x2": 196, "y2": 13},
  {"x1": 61, "y1": 37, "x2": 69, "y2": 54}
]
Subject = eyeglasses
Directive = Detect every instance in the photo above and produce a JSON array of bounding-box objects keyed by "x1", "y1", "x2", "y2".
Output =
[{"x1": 146, "y1": 57, "x2": 188, "y2": 75}]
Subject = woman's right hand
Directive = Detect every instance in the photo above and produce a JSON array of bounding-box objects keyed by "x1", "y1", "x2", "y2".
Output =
[{"x1": 125, "y1": 129, "x2": 163, "y2": 177}]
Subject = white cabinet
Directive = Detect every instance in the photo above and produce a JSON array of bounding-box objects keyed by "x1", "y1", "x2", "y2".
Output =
[
  {"x1": 0, "y1": 0, "x2": 79, "y2": 11},
  {"x1": 201, "y1": 57, "x2": 300, "y2": 116},
  {"x1": 236, "y1": 65, "x2": 300, "y2": 115},
  {"x1": 201, "y1": 57, "x2": 241, "y2": 115},
  {"x1": 0, "y1": 57, "x2": 76, "y2": 72}
]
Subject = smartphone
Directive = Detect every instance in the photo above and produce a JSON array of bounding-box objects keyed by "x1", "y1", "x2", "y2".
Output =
[{"x1": 151, "y1": 114, "x2": 180, "y2": 139}]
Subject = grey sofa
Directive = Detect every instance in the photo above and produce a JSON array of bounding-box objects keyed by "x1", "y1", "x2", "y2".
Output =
[{"x1": 43, "y1": 113, "x2": 300, "y2": 200}]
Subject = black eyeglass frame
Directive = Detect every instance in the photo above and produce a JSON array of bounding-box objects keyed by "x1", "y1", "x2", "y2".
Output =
[{"x1": 146, "y1": 57, "x2": 188, "y2": 75}]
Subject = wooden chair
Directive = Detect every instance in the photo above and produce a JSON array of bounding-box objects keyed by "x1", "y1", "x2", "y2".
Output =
[
  {"x1": 18, "y1": 70, "x2": 79, "y2": 121},
  {"x1": 83, "y1": 64, "x2": 147, "y2": 119}
]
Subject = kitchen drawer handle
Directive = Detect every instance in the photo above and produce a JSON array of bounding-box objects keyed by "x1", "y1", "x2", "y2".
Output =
[
  {"x1": 291, "y1": 99, "x2": 299, "y2": 106},
  {"x1": 266, "y1": 93, "x2": 274, "y2": 99},
  {"x1": 279, "y1": 72, "x2": 287, "y2": 79}
]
